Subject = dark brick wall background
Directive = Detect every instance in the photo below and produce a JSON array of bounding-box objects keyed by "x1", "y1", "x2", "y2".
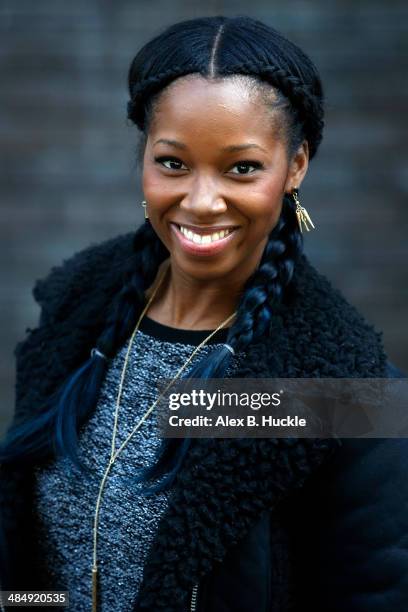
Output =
[{"x1": 1, "y1": 1, "x2": 407, "y2": 435}]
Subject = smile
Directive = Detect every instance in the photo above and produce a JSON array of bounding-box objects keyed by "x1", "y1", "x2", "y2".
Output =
[
  {"x1": 170, "y1": 223, "x2": 239, "y2": 256},
  {"x1": 178, "y1": 224, "x2": 234, "y2": 244}
]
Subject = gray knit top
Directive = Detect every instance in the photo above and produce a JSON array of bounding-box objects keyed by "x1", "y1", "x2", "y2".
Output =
[{"x1": 32, "y1": 316, "x2": 244, "y2": 611}]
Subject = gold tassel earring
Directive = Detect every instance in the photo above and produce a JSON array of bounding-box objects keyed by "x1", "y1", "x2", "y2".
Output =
[
  {"x1": 291, "y1": 188, "x2": 315, "y2": 233},
  {"x1": 141, "y1": 200, "x2": 149, "y2": 219}
]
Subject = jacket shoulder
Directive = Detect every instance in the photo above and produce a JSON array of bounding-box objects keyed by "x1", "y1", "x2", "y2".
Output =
[
  {"x1": 283, "y1": 254, "x2": 387, "y2": 377},
  {"x1": 31, "y1": 231, "x2": 135, "y2": 326},
  {"x1": 12, "y1": 231, "x2": 136, "y2": 424}
]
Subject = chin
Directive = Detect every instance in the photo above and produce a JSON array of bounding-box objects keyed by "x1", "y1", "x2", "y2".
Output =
[{"x1": 171, "y1": 252, "x2": 238, "y2": 280}]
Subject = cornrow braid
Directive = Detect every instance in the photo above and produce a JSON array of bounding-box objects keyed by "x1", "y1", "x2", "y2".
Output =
[
  {"x1": 223, "y1": 60, "x2": 324, "y2": 160},
  {"x1": 126, "y1": 19, "x2": 324, "y2": 159},
  {"x1": 127, "y1": 65, "x2": 194, "y2": 131},
  {"x1": 227, "y1": 194, "x2": 302, "y2": 351},
  {"x1": 184, "y1": 194, "x2": 302, "y2": 376}
]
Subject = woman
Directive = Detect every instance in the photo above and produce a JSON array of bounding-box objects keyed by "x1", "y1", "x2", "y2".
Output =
[{"x1": 1, "y1": 15, "x2": 407, "y2": 612}]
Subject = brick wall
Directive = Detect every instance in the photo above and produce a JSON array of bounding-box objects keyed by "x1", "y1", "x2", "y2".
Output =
[{"x1": 1, "y1": 0, "x2": 407, "y2": 435}]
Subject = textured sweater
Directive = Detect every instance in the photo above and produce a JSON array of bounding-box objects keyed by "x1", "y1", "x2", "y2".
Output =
[{"x1": 31, "y1": 316, "x2": 243, "y2": 611}]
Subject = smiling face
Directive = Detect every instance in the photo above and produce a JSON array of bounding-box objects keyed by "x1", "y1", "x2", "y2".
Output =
[{"x1": 142, "y1": 74, "x2": 309, "y2": 285}]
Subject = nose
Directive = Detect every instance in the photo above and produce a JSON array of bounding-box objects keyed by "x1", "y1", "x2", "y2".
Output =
[{"x1": 179, "y1": 180, "x2": 227, "y2": 217}]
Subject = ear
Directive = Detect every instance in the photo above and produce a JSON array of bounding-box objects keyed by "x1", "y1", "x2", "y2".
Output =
[{"x1": 284, "y1": 140, "x2": 309, "y2": 192}]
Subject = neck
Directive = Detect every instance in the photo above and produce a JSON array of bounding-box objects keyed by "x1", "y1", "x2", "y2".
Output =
[{"x1": 145, "y1": 259, "x2": 245, "y2": 330}]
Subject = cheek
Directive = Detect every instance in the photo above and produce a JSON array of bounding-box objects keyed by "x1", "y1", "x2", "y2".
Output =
[
  {"x1": 244, "y1": 181, "x2": 285, "y2": 230},
  {"x1": 142, "y1": 166, "x2": 162, "y2": 199},
  {"x1": 141, "y1": 168, "x2": 174, "y2": 249},
  {"x1": 142, "y1": 168, "x2": 173, "y2": 218}
]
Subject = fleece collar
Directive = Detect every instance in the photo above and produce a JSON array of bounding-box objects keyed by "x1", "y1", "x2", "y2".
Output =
[{"x1": 3, "y1": 230, "x2": 387, "y2": 610}]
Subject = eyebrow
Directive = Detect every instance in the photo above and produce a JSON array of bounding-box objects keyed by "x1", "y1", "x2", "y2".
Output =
[
  {"x1": 154, "y1": 138, "x2": 187, "y2": 149},
  {"x1": 153, "y1": 138, "x2": 267, "y2": 153}
]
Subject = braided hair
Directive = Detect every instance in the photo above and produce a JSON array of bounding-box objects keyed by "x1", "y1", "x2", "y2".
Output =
[{"x1": 1, "y1": 15, "x2": 325, "y2": 494}]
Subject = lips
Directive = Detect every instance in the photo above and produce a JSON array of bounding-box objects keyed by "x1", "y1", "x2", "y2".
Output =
[{"x1": 169, "y1": 222, "x2": 239, "y2": 257}]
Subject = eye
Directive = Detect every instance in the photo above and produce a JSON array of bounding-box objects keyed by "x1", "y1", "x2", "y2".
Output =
[
  {"x1": 230, "y1": 160, "x2": 264, "y2": 175},
  {"x1": 154, "y1": 156, "x2": 187, "y2": 171}
]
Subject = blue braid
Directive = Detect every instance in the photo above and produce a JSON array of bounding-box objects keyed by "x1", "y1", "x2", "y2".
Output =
[{"x1": 0, "y1": 222, "x2": 168, "y2": 473}]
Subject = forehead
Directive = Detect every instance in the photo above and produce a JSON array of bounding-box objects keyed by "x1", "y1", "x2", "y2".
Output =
[{"x1": 149, "y1": 74, "x2": 282, "y2": 143}]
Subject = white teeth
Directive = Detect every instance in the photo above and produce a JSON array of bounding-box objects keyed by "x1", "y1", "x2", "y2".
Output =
[{"x1": 178, "y1": 225, "x2": 233, "y2": 244}]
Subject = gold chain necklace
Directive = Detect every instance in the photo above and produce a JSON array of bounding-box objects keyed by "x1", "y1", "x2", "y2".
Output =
[{"x1": 91, "y1": 260, "x2": 237, "y2": 611}]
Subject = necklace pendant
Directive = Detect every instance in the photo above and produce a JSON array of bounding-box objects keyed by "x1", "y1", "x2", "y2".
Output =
[{"x1": 92, "y1": 565, "x2": 98, "y2": 612}]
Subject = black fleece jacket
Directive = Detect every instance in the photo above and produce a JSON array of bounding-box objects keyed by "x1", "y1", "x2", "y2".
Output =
[{"x1": 0, "y1": 230, "x2": 407, "y2": 611}]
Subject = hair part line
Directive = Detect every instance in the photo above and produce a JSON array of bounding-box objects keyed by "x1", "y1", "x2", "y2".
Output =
[{"x1": 209, "y1": 23, "x2": 225, "y2": 78}]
